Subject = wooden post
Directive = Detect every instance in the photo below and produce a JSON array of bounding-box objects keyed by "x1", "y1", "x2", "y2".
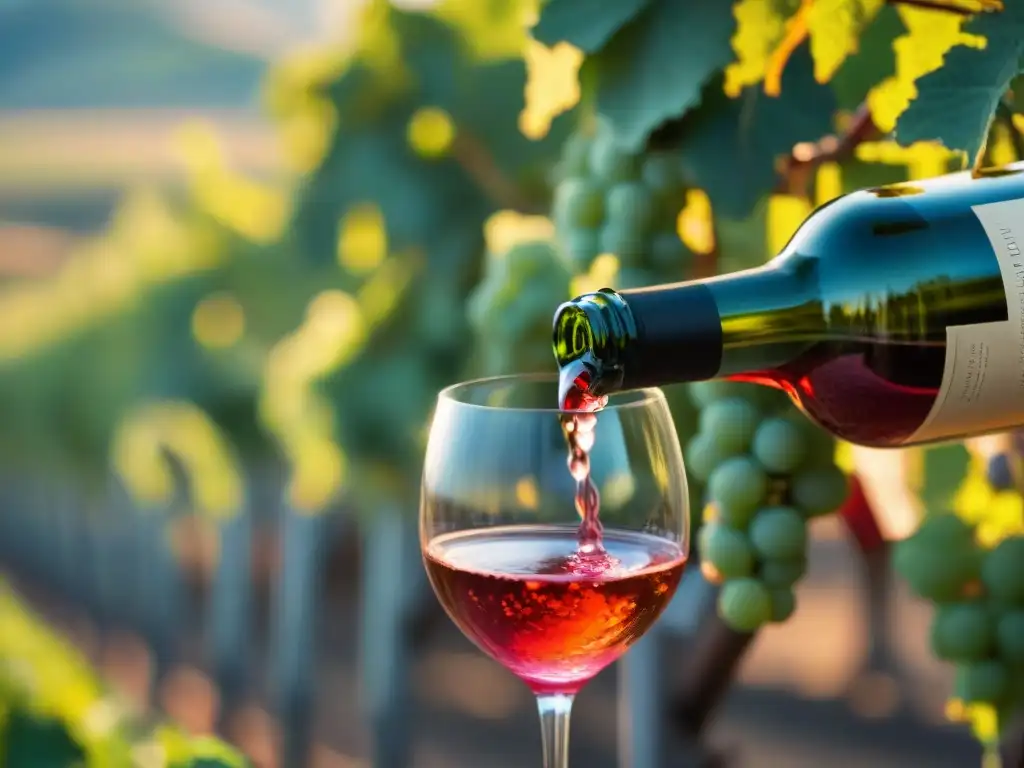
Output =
[
  {"x1": 618, "y1": 565, "x2": 718, "y2": 768},
  {"x1": 209, "y1": 491, "x2": 254, "y2": 731},
  {"x1": 271, "y1": 504, "x2": 326, "y2": 768},
  {"x1": 359, "y1": 504, "x2": 427, "y2": 768}
]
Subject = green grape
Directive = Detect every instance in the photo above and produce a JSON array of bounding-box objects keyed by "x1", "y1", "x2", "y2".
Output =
[
  {"x1": 698, "y1": 397, "x2": 761, "y2": 456},
  {"x1": 779, "y1": 409, "x2": 835, "y2": 465},
  {"x1": 718, "y1": 578, "x2": 772, "y2": 633},
  {"x1": 685, "y1": 432, "x2": 732, "y2": 484},
  {"x1": 955, "y1": 660, "x2": 1010, "y2": 704},
  {"x1": 560, "y1": 132, "x2": 592, "y2": 177},
  {"x1": 599, "y1": 223, "x2": 646, "y2": 265},
  {"x1": 466, "y1": 275, "x2": 507, "y2": 332},
  {"x1": 752, "y1": 417, "x2": 808, "y2": 474},
  {"x1": 760, "y1": 557, "x2": 807, "y2": 589},
  {"x1": 605, "y1": 182, "x2": 656, "y2": 236},
  {"x1": 981, "y1": 536, "x2": 1024, "y2": 604},
  {"x1": 648, "y1": 231, "x2": 691, "y2": 273},
  {"x1": 640, "y1": 151, "x2": 682, "y2": 197},
  {"x1": 916, "y1": 513, "x2": 976, "y2": 546},
  {"x1": 700, "y1": 522, "x2": 755, "y2": 579},
  {"x1": 894, "y1": 536, "x2": 980, "y2": 603},
  {"x1": 931, "y1": 603, "x2": 994, "y2": 662},
  {"x1": 589, "y1": 130, "x2": 640, "y2": 183},
  {"x1": 996, "y1": 610, "x2": 1024, "y2": 663},
  {"x1": 715, "y1": 500, "x2": 758, "y2": 529},
  {"x1": 552, "y1": 178, "x2": 606, "y2": 229},
  {"x1": 790, "y1": 465, "x2": 849, "y2": 517},
  {"x1": 749, "y1": 506, "x2": 807, "y2": 560},
  {"x1": 615, "y1": 268, "x2": 658, "y2": 290},
  {"x1": 708, "y1": 456, "x2": 769, "y2": 516},
  {"x1": 688, "y1": 380, "x2": 757, "y2": 409},
  {"x1": 562, "y1": 228, "x2": 602, "y2": 272},
  {"x1": 505, "y1": 241, "x2": 566, "y2": 283},
  {"x1": 769, "y1": 587, "x2": 797, "y2": 622}
]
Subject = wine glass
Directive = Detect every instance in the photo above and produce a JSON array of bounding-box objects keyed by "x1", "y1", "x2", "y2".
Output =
[{"x1": 421, "y1": 373, "x2": 690, "y2": 768}]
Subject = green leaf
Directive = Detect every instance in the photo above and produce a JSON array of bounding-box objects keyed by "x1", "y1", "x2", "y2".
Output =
[
  {"x1": 896, "y1": 5, "x2": 1024, "y2": 164},
  {"x1": 0, "y1": 709, "x2": 85, "y2": 768},
  {"x1": 724, "y1": 0, "x2": 802, "y2": 96},
  {"x1": 301, "y1": 7, "x2": 563, "y2": 269},
  {"x1": 531, "y1": 0, "x2": 652, "y2": 54},
  {"x1": 1009, "y1": 73, "x2": 1024, "y2": 113},
  {"x1": 716, "y1": 203, "x2": 770, "y2": 273},
  {"x1": 454, "y1": 56, "x2": 576, "y2": 193},
  {"x1": 829, "y1": 3, "x2": 905, "y2": 111},
  {"x1": 582, "y1": 0, "x2": 736, "y2": 152},
  {"x1": 807, "y1": 0, "x2": 884, "y2": 85},
  {"x1": 678, "y1": 44, "x2": 837, "y2": 218},
  {"x1": 866, "y1": 6, "x2": 978, "y2": 134}
]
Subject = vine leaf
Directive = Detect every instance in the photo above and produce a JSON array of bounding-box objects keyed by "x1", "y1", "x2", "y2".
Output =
[
  {"x1": 896, "y1": 3, "x2": 1024, "y2": 164},
  {"x1": 530, "y1": 0, "x2": 652, "y2": 54},
  {"x1": 725, "y1": 0, "x2": 802, "y2": 97},
  {"x1": 807, "y1": 0, "x2": 884, "y2": 85},
  {"x1": 829, "y1": 3, "x2": 905, "y2": 110},
  {"x1": 677, "y1": 45, "x2": 837, "y2": 218},
  {"x1": 297, "y1": 7, "x2": 566, "y2": 269},
  {"x1": 867, "y1": 6, "x2": 981, "y2": 133},
  {"x1": 583, "y1": 1, "x2": 736, "y2": 152},
  {"x1": 1009, "y1": 74, "x2": 1024, "y2": 112}
]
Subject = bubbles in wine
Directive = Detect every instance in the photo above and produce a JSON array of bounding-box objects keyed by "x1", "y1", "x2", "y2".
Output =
[{"x1": 423, "y1": 526, "x2": 686, "y2": 693}]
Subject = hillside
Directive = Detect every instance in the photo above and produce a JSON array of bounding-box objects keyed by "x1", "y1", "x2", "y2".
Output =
[{"x1": 0, "y1": 0, "x2": 270, "y2": 109}]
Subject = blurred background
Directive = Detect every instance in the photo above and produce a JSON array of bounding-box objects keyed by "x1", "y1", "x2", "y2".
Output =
[{"x1": 0, "y1": 0, "x2": 997, "y2": 766}]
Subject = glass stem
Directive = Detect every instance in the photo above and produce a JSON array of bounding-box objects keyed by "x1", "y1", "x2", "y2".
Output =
[{"x1": 536, "y1": 693, "x2": 574, "y2": 768}]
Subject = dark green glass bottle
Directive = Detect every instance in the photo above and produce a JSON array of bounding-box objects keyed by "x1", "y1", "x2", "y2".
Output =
[{"x1": 553, "y1": 164, "x2": 1024, "y2": 448}]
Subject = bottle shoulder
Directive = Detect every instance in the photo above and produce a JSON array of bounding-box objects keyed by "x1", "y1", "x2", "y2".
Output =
[
  {"x1": 783, "y1": 164, "x2": 1024, "y2": 264},
  {"x1": 769, "y1": 171, "x2": 1024, "y2": 291}
]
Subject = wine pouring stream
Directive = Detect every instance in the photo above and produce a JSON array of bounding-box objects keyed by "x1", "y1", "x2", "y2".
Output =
[{"x1": 558, "y1": 357, "x2": 612, "y2": 568}]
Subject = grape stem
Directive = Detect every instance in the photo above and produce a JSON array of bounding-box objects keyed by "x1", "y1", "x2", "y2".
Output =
[
  {"x1": 668, "y1": 611, "x2": 755, "y2": 738},
  {"x1": 647, "y1": 104, "x2": 879, "y2": 199},
  {"x1": 779, "y1": 104, "x2": 880, "y2": 197},
  {"x1": 449, "y1": 130, "x2": 547, "y2": 215}
]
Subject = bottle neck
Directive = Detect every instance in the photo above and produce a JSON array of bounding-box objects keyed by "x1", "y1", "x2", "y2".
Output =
[
  {"x1": 699, "y1": 258, "x2": 820, "y2": 380},
  {"x1": 554, "y1": 260, "x2": 820, "y2": 393}
]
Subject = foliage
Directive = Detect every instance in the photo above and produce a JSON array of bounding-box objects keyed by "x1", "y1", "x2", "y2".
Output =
[
  {"x1": 273, "y1": 0, "x2": 576, "y2": 511},
  {"x1": 3, "y1": 0, "x2": 1024, "y2": 756},
  {"x1": 0, "y1": 581, "x2": 249, "y2": 767},
  {"x1": 894, "y1": 444, "x2": 1024, "y2": 751}
]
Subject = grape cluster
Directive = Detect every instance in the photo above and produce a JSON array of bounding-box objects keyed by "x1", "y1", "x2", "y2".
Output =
[
  {"x1": 687, "y1": 381, "x2": 849, "y2": 633},
  {"x1": 895, "y1": 509, "x2": 1024, "y2": 733},
  {"x1": 551, "y1": 126, "x2": 692, "y2": 287},
  {"x1": 466, "y1": 239, "x2": 572, "y2": 376}
]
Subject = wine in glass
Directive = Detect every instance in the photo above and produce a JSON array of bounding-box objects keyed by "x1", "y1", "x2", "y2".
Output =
[{"x1": 421, "y1": 374, "x2": 689, "y2": 767}]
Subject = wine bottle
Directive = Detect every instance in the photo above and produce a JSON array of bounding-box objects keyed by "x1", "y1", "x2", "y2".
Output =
[{"x1": 553, "y1": 164, "x2": 1024, "y2": 448}]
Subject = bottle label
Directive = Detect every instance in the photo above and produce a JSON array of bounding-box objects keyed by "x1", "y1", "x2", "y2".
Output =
[{"x1": 907, "y1": 198, "x2": 1024, "y2": 444}]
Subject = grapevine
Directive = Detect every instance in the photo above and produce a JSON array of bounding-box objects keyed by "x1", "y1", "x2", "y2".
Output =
[
  {"x1": 689, "y1": 382, "x2": 849, "y2": 632},
  {"x1": 4, "y1": 0, "x2": 1024, "y2": 763},
  {"x1": 895, "y1": 440, "x2": 1024, "y2": 752},
  {"x1": 550, "y1": 124, "x2": 694, "y2": 286},
  {"x1": 467, "y1": 236, "x2": 573, "y2": 377}
]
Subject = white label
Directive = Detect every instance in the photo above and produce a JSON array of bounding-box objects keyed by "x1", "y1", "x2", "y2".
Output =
[{"x1": 907, "y1": 198, "x2": 1024, "y2": 443}]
